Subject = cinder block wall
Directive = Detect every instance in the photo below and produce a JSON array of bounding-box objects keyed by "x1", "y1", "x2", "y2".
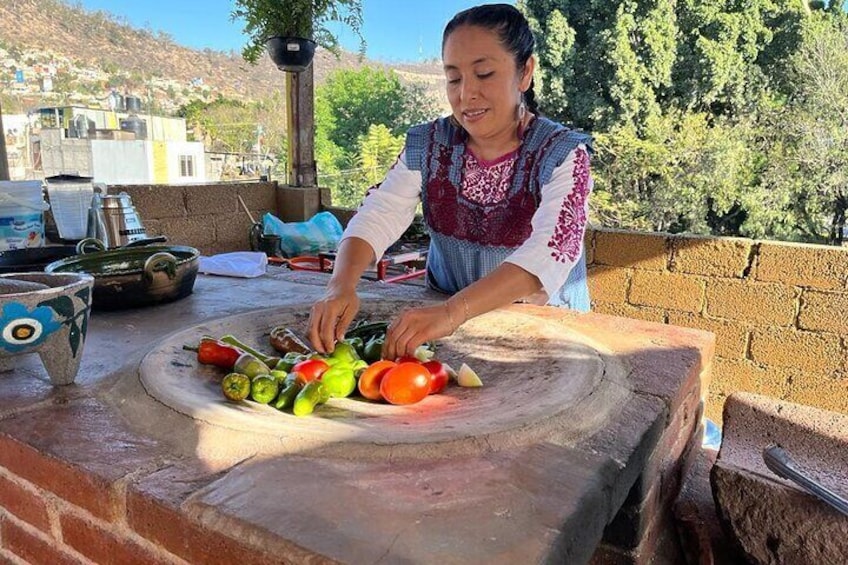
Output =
[
  {"x1": 113, "y1": 182, "x2": 329, "y2": 254},
  {"x1": 114, "y1": 181, "x2": 277, "y2": 254},
  {"x1": 585, "y1": 228, "x2": 848, "y2": 424}
]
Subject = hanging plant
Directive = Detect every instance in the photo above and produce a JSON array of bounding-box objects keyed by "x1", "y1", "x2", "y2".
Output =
[{"x1": 232, "y1": 0, "x2": 365, "y2": 66}]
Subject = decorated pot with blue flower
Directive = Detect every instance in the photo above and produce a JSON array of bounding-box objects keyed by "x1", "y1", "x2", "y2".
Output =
[{"x1": 0, "y1": 272, "x2": 94, "y2": 385}]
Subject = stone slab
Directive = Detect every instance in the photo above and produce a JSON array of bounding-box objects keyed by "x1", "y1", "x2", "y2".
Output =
[
  {"x1": 140, "y1": 301, "x2": 632, "y2": 458},
  {"x1": 712, "y1": 392, "x2": 848, "y2": 564}
]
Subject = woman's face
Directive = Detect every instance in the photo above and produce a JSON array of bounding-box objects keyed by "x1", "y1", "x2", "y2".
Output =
[{"x1": 442, "y1": 24, "x2": 533, "y2": 146}]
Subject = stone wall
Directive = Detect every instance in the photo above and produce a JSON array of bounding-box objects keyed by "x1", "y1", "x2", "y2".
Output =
[
  {"x1": 585, "y1": 228, "x2": 848, "y2": 423},
  {"x1": 115, "y1": 181, "x2": 329, "y2": 255}
]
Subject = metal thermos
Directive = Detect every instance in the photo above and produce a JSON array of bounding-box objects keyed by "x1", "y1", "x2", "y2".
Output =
[{"x1": 86, "y1": 192, "x2": 149, "y2": 248}]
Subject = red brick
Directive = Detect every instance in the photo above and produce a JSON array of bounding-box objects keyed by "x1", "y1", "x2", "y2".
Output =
[
  {"x1": 0, "y1": 436, "x2": 117, "y2": 522},
  {"x1": 60, "y1": 511, "x2": 175, "y2": 565},
  {"x1": 1, "y1": 516, "x2": 82, "y2": 565},
  {"x1": 0, "y1": 473, "x2": 51, "y2": 532},
  {"x1": 126, "y1": 490, "x2": 282, "y2": 565}
]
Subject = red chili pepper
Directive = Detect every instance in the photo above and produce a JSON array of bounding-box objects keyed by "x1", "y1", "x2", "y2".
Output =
[{"x1": 194, "y1": 337, "x2": 243, "y2": 369}]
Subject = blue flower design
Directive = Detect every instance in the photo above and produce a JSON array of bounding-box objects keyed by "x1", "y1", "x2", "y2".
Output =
[{"x1": 0, "y1": 302, "x2": 62, "y2": 353}]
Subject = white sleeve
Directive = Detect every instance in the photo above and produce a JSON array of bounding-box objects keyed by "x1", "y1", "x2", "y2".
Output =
[
  {"x1": 504, "y1": 144, "x2": 592, "y2": 299},
  {"x1": 341, "y1": 150, "x2": 423, "y2": 260}
]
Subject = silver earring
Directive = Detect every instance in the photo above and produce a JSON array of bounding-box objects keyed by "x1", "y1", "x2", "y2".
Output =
[{"x1": 517, "y1": 94, "x2": 526, "y2": 122}]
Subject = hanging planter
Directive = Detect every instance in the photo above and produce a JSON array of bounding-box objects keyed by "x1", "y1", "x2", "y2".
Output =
[
  {"x1": 232, "y1": 0, "x2": 364, "y2": 67},
  {"x1": 265, "y1": 36, "x2": 318, "y2": 73}
]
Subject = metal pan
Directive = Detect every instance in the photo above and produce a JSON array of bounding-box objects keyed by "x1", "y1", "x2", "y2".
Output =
[
  {"x1": 0, "y1": 246, "x2": 78, "y2": 274},
  {"x1": 45, "y1": 244, "x2": 200, "y2": 310}
]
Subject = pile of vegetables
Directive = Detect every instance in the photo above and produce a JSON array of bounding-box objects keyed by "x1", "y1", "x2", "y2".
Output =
[{"x1": 185, "y1": 320, "x2": 482, "y2": 417}]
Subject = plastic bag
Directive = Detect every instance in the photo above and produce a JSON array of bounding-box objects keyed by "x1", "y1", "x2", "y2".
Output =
[{"x1": 261, "y1": 211, "x2": 343, "y2": 257}]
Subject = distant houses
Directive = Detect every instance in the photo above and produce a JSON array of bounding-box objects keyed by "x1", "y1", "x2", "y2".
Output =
[{"x1": 9, "y1": 101, "x2": 207, "y2": 185}]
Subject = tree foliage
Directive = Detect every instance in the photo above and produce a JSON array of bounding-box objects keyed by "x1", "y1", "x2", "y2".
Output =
[
  {"x1": 751, "y1": 11, "x2": 848, "y2": 244},
  {"x1": 314, "y1": 67, "x2": 441, "y2": 206},
  {"x1": 521, "y1": 0, "x2": 848, "y2": 245}
]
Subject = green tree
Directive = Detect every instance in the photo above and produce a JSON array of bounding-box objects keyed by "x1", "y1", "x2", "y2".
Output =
[
  {"x1": 520, "y1": 0, "x2": 822, "y2": 242},
  {"x1": 592, "y1": 112, "x2": 755, "y2": 234},
  {"x1": 315, "y1": 67, "x2": 440, "y2": 206},
  {"x1": 179, "y1": 97, "x2": 260, "y2": 153},
  {"x1": 318, "y1": 67, "x2": 438, "y2": 153},
  {"x1": 749, "y1": 11, "x2": 848, "y2": 244},
  {"x1": 521, "y1": 0, "x2": 806, "y2": 130}
]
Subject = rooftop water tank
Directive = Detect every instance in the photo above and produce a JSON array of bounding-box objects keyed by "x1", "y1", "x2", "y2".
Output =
[
  {"x1": 119, "y1": 115, "x2": 147, "y2": 140},
  {"x1": 125, "y1": 95, "x2": 142, "y2": 113}
]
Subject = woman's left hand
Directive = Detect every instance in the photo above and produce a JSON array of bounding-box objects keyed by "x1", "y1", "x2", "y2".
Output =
[{"x1": 382, "y1": 302, "x2": 460, "y2": 360}]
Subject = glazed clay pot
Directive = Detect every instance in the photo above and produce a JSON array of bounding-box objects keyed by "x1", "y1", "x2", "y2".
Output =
[
  {"x1": 45, "y1": 245, "x2": 200, "y2": 310},
  {"x1": 0, "y1": 272, "x2": 94, "y2": 385}
]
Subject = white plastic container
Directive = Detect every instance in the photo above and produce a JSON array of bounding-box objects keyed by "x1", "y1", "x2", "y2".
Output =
[
  {"x1": 44, "y1": 175, "x2": 94, "y2": 240},
  {"x1": 0, "y1": 181, "x2": 49, "y2": 250}
]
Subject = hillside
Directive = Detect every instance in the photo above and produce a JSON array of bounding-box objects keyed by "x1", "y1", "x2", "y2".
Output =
[{"x1": 0, "y1": 0, "x2": 445, "y2": 114}]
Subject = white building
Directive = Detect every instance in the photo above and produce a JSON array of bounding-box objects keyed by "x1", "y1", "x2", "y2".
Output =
[{"x1": 31, "y1": 105, "x2": 206, "y2": 185}]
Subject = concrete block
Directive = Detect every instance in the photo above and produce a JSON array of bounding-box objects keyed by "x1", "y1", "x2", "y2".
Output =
[
  {"x1": 705, "y1": 279, "x2": 798, "y2": 326},
  {"x1": 712, "y1": 393, "x2": 848, "y2": 565},
  {"x1": 121, "y1": 185, "x2": 188, "y2": 220},
  {"x1": 667, "y1": 312, "x2": 749, "y2": 359},
  {"x1": 185, "y1": 184, "x2": 237, "y2": 216},
  {"x1": 756, "y1": 240, "x2": 848, "y2": 290},
  {"x1": 276, "y1": 185, "x2": 321, "y2": 223},
  {"x1": 709, "y1": 358, "x2": 790, "y2": 400},
  {"x1": 798, "y1": 289, "x2": 848, "y2": 334},
  {"x1": 629, "y1": 271, "x2": 705, "y2": 313},
  {"x1": 585, "y1": 227, "x2": 596, "y2": 265},
  {"x1": 591, "y1": 301, "x2": 667, "y2": 324},
  {"x1": 594, "y1": 230, "x2": 669, "y2": 271},
  {"x1": 749, "y1": 328, "x2": 842, "y2": 374},
  {"x1": 237, "y1": 182, "x2": 277, "y2": 213},
  {"x1": 671, "y1": 234, "x2": 753, "y2": 278},
  {"x1": 587, "y1": 266, "x2": 630, "y2": 304},
  {"x1": 157, "y1": 216, "x2": 216, "y2": 250},
  {"x1": 213, "y1": 213, "x2": 252, "y2": 251},
  {"x1": 783, "y1": 375, "x2": 848, "y2": 416}
]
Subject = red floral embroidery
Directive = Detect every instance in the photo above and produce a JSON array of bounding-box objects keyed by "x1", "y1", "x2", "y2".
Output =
[
  {"x1": 548, "y1": 148, "x2": 590, "y2": 263},
  {"x1": 424, "y1": 144, "x2": 537, "y2": 246},
  {"x1": 461, "y1": 152, "x2": 517, "y2": 205}
]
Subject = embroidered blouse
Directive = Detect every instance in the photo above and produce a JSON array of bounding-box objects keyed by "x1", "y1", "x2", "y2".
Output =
[{"x1": 342, "y1": 116, "x2": 593, "y2": 307}]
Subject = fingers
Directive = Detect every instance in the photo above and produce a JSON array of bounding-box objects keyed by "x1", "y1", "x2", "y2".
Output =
[
  {"x1": 335, "y1": 303, "x2": 357, "y2": 343},
  {"x1": 383, "y1": 304, "x2": 455, "y2": 360},
  {"x1": 307, "y1": 293, "x2": 359, "y2": 354},
  {"x1": 383, "y1": 321, "x2": 417, "y2": 360}
]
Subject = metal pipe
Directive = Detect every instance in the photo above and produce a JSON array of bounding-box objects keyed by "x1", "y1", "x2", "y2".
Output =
[
  {"x1": 763, "y1": 444, "x2": 848, "y2": 517},
  {"x1": 0, "y1": 100, "x2": 10, "y2": 180}
]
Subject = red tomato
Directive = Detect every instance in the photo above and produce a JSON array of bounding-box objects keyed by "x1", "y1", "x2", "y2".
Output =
[
  {"x1": 291, "y1": 359, "x2": 329, "y2": 386},
  {"x1": 358, "y1": 360, "x2": 397, "y2": 400},
  {"x1": 379, "y1": 362, "x2": 431, "y2": 405},
  {"x1": 394, "y1": 356, "x2": 422, "y2": 365},
  {"x1": 422, "y1": 360, "x2": 449, "y2": 394}
]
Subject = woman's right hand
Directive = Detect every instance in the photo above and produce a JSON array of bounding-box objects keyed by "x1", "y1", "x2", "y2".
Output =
[{"x1": 307, "y1": 285, "x2": 360, "y2": 354}]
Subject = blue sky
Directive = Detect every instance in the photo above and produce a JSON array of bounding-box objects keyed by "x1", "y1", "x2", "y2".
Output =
[{"x1": 75, "y1": 0, "x2": 500, "y2": 63}]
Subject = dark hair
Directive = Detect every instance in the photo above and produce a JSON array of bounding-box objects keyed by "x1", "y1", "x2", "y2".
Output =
[{"x1": 442, "y1": 3, "x2": 539, "y2": 115}]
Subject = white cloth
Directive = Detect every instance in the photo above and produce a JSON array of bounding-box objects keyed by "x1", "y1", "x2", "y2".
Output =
[
  {"x1": 343, "y1": 145, "x2": 592, "y2": 299},
  {"x1": 199, "y1": 252, "x2": 268, "y2": 278}
]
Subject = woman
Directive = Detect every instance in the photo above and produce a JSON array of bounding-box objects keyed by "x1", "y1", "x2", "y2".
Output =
[{"x1": 308, "y1": 3, "x2": 593, "y2": 359}]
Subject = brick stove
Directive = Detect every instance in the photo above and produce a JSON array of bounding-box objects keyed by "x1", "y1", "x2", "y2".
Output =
[{"x1": 0, "y1": 269, "x2": 713, "y2": 564}]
